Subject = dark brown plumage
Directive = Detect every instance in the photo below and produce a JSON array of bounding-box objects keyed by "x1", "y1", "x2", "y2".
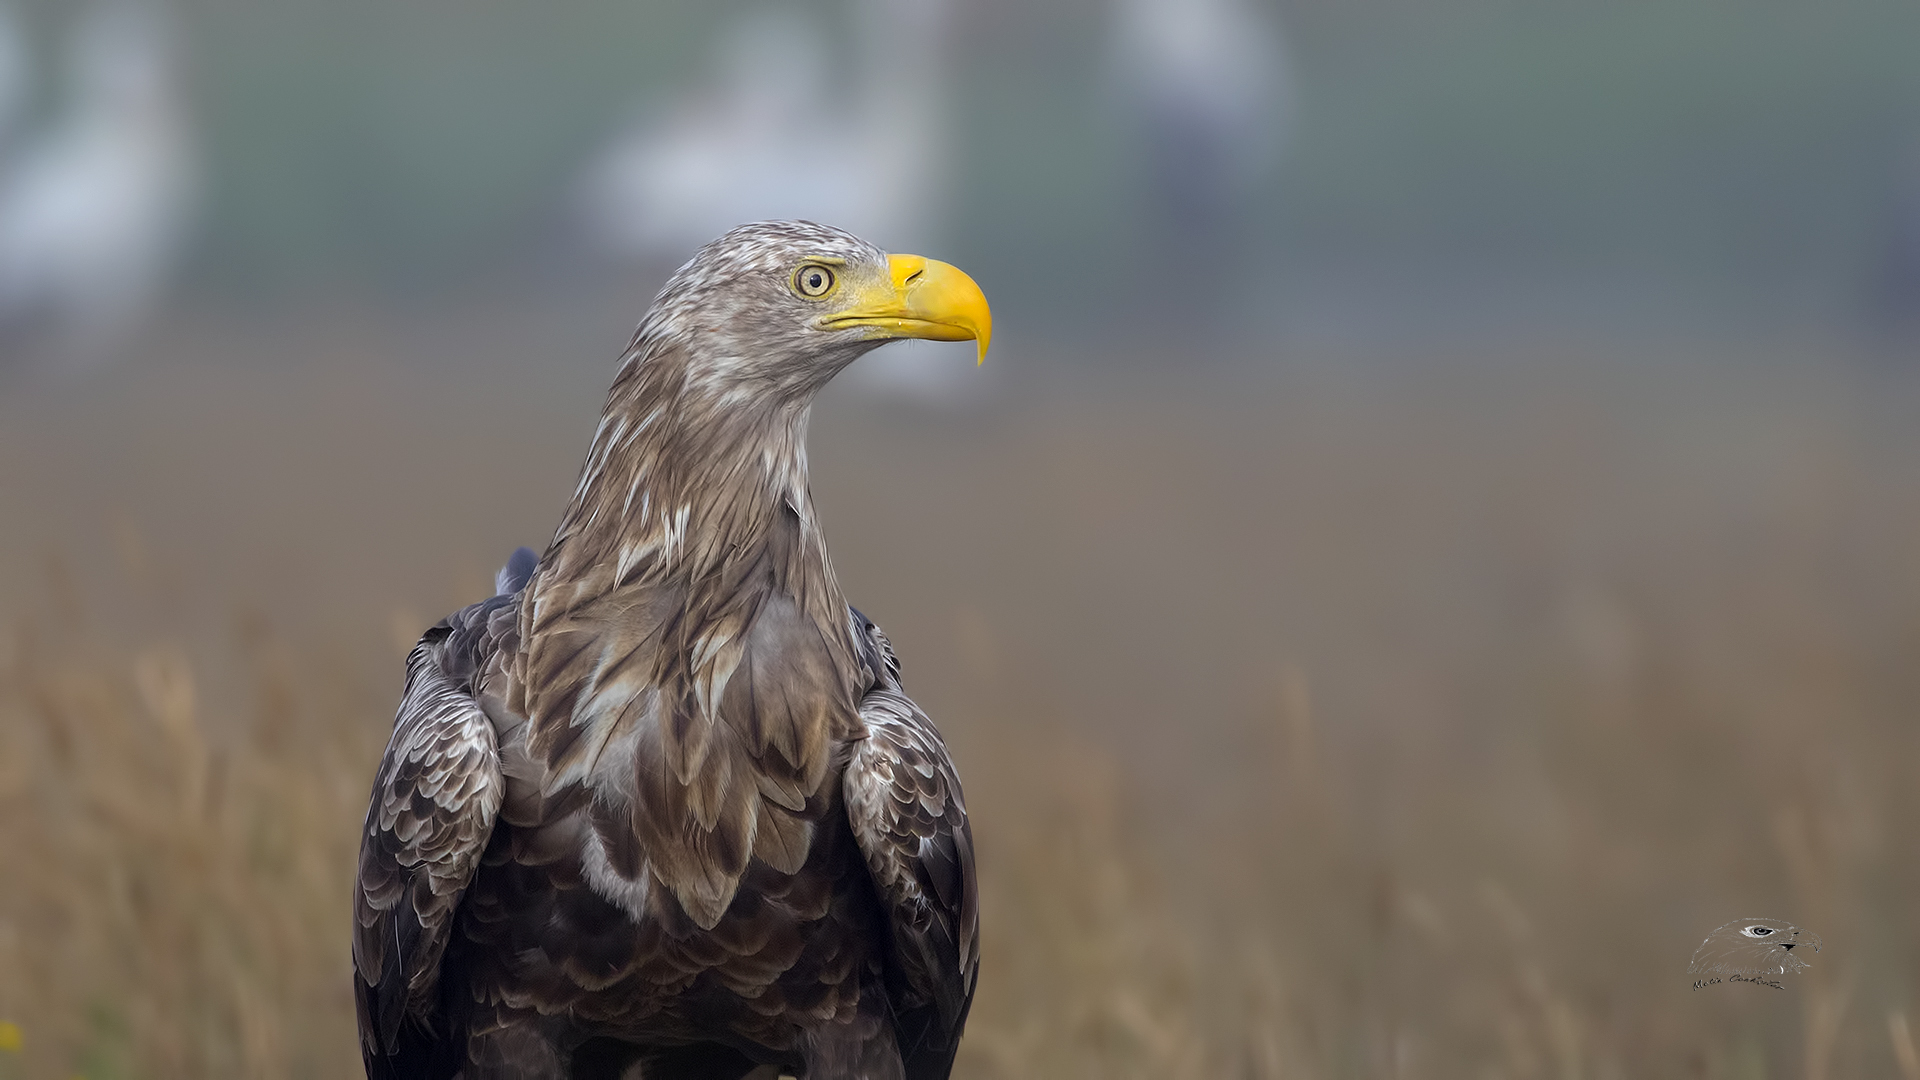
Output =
[{"x1": 353, "y1": 221, "x2": 988, "y2": 1079}]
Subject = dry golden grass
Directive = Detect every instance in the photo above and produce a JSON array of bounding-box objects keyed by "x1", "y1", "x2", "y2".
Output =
[
  {"x1": 0, "y1": 625, "x2": 378, "y2": 1079},
  {"x1": 2, "y1": 340, "x2": 1918, "y2": 1079}
]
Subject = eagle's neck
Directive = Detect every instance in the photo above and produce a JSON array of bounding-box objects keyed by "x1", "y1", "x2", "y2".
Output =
[{"x1": 534, "y1": 341, "x2": 842, "y2": 625}]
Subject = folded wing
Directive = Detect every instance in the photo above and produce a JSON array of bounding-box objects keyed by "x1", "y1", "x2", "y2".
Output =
[
  {"x1": 353, "y1": 598, "x2": 511, "y2": 1080},
  {"x1": 843, "y1": 617, "x2": 979, "y2": 1080}
]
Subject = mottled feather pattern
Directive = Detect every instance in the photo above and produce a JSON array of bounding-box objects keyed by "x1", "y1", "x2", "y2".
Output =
[
  {"x1": 518, "y1": 228, "x2": 876, "y2": 929},
  {"x1": 354, "y1": 222, "x2": 982, "y2": 1079},
  {"x1": 845, "y1": 615, "x2": 979, "y2": 1052},
  {"x1": 353, "y1": 595, "x2": 514, "y2": 1072}
]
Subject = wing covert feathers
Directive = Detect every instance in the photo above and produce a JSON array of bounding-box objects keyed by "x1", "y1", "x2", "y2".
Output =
[
  {"x1": 844, "y1": 618, "x2": 980, "y2": 1075},
  {"x1": 353, "y1": 598, "x2": 510, "y2": 1074}
]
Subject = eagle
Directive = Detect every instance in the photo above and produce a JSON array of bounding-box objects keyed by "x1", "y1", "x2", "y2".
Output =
[{"x1": 352, "y1": 221, "x2": 988, "y2": 1080}]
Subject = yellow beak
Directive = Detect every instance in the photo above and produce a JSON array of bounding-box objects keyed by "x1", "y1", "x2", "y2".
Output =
[{"x1": 819, "y1": 254, "x2": 992, "y2": 364}]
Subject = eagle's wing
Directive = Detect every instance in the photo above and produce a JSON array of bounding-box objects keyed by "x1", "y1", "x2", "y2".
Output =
[
  {"x1": 843, "y1": 615, "x2": 979, "y2": 1080},
  {"x1": 353, "y1": 593, "x2": 513, "y2": 1078}
]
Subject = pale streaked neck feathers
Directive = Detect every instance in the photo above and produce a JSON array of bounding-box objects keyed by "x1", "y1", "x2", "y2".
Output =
[{"x1": 542, "y1": 335, "x2": 824, "y2": 599}]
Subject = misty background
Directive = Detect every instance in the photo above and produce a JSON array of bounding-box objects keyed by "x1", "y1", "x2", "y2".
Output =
[
  {"x1": 0, "y1": 0, "x2": 1916, "y2": 347},
  {"x1": 4, "y1": 1, "x2": 1920, "y2": 1077}
]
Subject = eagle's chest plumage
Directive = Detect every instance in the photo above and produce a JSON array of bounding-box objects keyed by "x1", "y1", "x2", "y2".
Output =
[
  {"x1": 455, "y1": 553, "x2": 883, "y2": 1054},
  {"x1": 455, "y1": 757, "x2": 886, "y2": 1054}
]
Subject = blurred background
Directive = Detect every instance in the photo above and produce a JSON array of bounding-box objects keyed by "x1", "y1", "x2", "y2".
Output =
[{"x1": 3, "y1": 0, "x2": 1920, "y2": 1076}]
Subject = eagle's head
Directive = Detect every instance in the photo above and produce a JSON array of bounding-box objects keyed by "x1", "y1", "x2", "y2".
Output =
[{"x1": 636, "y1": 220, "x2": 992, "y2": 400}]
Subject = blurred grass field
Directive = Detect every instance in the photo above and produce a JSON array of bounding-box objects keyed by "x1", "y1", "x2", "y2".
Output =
[{"x1": 2, "y1": 306, "x2": 1919, "y2": 1078}]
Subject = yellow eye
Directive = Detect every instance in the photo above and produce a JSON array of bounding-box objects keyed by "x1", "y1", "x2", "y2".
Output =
[{"x1": 793, "y1": 264, "x2": 837, "y2": 298}]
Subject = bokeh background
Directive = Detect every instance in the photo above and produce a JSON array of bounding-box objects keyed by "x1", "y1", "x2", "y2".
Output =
[{"x1": 3, "y1": 0, "x2": 1920, "y2": 1076}]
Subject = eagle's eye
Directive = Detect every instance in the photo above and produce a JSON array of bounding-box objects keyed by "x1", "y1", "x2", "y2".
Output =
[
  {"x1": 793, "y1": 264, "x2": 837, "y2": 299},
  {"x1": 1745, "y1": 926, "x2": 1774, "y2": 937}
]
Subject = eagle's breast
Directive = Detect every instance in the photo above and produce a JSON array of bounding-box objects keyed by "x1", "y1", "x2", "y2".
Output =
[{"x1": 504, "y1": 439, "x2": 864, "y2": 937}]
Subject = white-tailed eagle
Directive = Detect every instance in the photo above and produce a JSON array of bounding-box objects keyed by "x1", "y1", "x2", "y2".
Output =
[{"x1": 353, "y1": 222, "x2": 988, "y2": 1080}]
